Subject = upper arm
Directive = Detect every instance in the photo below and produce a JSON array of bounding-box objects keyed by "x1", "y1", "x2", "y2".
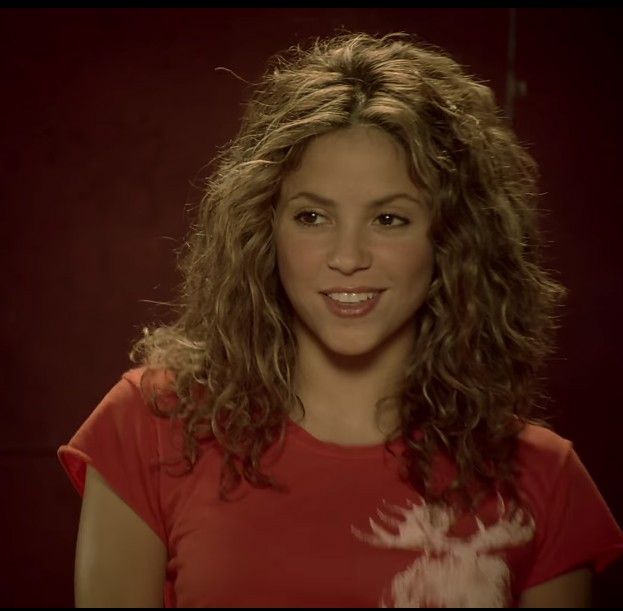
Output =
[
  {"x1": 519, "y1": 567, "x2": 592, "y2": 608},
  {"x1": 75, "y1": 464, "x2": 168, "y2": 607}
]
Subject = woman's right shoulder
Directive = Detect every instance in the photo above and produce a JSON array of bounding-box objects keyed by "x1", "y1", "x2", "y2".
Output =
[
  {"x1": 100, "y1": 366, "x2": 180, "y2": 422},
  {"x1": 120, "y1": 366, "x2": 145, "y2": 389},
  {"x1": 81, "y1": 367, "x2": 153, "y2": 427},
  {"x1": 58, "y1": 365, "x2": 178, "y2": 477},
  {"x1": 119, "y1": 365, "x2": 173, "y2": 399}
]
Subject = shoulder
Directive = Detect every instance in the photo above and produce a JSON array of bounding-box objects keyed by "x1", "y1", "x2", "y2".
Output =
[
  {"x1": 512, "y1": 423, "x2": 574, "y2": 511},
  {"x1": 74, "y1": 366, "x2": 176, "y2": 444},
  {"x1": 93, "y1": 366, "x2": 152, "y2": 422},
  {"x1": 119, "y1": 366, "x2": 165, "y2": 401},
  {"x1": 512, "y1": 427, "x2": 623, "y2": 590},
  {"x1": 120, "y1": 366, "x2": 145, "y2": 390},
  {"x1": 515, "y1": 422, "x2": 572, "y2": 472},
  {"x1": 102, "y1": 366, "x2": 178, "y2": 419}
]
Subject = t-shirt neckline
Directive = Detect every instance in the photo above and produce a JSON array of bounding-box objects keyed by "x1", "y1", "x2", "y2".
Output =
[{"x1": 286, "y1": 417, "x2": 403, "y2": 459}]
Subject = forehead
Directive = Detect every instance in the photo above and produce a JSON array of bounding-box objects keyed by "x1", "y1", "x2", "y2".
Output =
[{"x1": 280, "y1": 125, "x2": 417, "y2": 196}]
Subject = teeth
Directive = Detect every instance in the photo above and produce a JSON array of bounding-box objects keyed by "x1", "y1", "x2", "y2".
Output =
[{"x1": 327, "y1": 292, "x2": 377, "y2": 303}]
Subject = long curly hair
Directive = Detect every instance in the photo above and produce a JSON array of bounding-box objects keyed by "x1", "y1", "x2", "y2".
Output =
[{"x1": 130, "y1": 32, "x2": 568, "y2": 508}]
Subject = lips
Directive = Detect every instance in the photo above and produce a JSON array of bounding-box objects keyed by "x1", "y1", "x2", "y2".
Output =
[
  {"x1": 320, "y1": 290, "x2": 384, "y2": 318},
  {"x1": 321, "y1": 287, "x2": 385, "y2": 294}
]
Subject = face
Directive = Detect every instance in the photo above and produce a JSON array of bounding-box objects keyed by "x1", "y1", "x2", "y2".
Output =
[{"x1": 274, "y1": 124, "x2": 434, "y2": 358}]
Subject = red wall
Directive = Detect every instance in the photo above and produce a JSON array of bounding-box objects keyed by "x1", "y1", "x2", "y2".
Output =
[{"x1": 1, "y1": 8, "x2": 620, "y2": 606}]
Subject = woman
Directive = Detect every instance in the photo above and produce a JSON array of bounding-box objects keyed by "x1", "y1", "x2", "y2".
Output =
[{"x1": 59, "y1": 32, "x2": 623, "y2": 607}]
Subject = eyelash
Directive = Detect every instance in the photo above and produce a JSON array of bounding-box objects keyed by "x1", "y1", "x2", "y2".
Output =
[{"x1": 293, "y1": 210, "x2": 410, "y2": 228}]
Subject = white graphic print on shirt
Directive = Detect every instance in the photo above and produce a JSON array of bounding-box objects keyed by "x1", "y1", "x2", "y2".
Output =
[{"x1": 351, "y1": 494, "x2": 535, "y2": 607}]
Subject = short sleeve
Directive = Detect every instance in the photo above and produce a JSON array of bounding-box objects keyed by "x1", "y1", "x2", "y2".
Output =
[
  {"x1": 57, "y1": 370, "x2": 167, "y2": 545},
  {"x1": 524, "y1": 444, "x2": 623, "y2": 589}
]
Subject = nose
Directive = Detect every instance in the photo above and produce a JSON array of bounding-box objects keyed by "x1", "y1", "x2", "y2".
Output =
[{"x1": 326, "y1": 226, "x2": 372, "y2": 274}]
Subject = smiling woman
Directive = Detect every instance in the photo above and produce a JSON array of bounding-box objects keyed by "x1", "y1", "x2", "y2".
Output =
[
  {"x1": 274, "y1": 125, "x2": 434, "y2": 382},
  {"x1": 58, "y1": 32, "x2": 623, "y2": 607}
]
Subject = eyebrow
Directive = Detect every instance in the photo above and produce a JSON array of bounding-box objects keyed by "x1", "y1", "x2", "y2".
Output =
[{"x1": 286, "y1": 191, "x2": 423, "y2": 209}]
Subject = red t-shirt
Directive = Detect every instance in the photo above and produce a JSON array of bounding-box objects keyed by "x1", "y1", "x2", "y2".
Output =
[{"x1": 58, "y1": 368, "x2": 623, "y2": 607}]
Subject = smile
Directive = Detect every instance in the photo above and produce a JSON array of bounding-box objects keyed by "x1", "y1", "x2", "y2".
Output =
[
  {"x1": 326, "y1": 292, "x2": 378, "y2": 303},
  {"x1": 320, "y1": 290, "x2": 384, "y2": 318}
]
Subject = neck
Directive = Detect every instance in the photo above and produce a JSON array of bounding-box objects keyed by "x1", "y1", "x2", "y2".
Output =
[{"x1": 291, "y1": 319, "x2": 414, "y2": 444}]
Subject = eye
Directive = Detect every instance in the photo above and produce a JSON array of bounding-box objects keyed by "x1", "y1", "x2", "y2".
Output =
[
  {"x1": 293, "y1": 210, "x2": 410, "y2": 228},
  {"x1": 294, "y1": 210, "x2": 326, "y2": 226},
  {"x1": 375, "y1": 213, "x2": 410, "y2": 227}
]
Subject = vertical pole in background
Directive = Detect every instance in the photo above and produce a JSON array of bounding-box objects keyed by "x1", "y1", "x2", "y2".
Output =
[{"x1": 505, "y1": 7, "x2": 527, "y2": 125}]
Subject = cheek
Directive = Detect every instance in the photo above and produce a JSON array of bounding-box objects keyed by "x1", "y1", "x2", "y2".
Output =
[
  {"x1": 276, "y1": 233, "x2": 322, "y2": 287},
  {"x1": 381, "y1": 239, "x2": 435, "y2": 279}
]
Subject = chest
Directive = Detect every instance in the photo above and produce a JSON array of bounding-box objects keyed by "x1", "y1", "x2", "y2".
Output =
[{"x1": 160, "y1": 455, "x2": 536, "y2": 607}]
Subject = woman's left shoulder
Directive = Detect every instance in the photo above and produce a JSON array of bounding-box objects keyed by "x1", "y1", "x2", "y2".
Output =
[{"x1": 513, "y1": 422, "x2": 574, "y2": 482}]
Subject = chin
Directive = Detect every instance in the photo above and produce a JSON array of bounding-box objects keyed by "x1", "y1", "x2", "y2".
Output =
[{"x1": 320, "y1": 330, "x2": 386, "y2": 359}]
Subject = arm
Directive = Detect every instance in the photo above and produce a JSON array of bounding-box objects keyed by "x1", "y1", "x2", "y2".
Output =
[
  {"x1": 519, "y1": 567, "x2": 592, "y2": 608},
  {"x1": 74, "y1": 464, "x2": 168, "y2": 607}
]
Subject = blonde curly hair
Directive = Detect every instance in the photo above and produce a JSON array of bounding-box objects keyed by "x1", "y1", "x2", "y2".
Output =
[{"x1": 130, "y1": 32, "x2": 567, "y2": 508}]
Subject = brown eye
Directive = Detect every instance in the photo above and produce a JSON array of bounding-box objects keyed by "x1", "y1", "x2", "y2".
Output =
[
  {"x1": 294, "y1": 211, "x2": 324, "y2": 226},
  {"x1": 376, "y1": 214, "x2": 409, "y2": 227}
]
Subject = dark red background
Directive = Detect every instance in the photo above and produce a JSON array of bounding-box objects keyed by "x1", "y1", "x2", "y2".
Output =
[{"x1": 1, "y1": 8, "x2": 621, "y2": 607}]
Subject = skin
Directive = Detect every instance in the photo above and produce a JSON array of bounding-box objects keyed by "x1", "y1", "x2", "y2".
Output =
[
  {"x1": 75, "y1": 465, "x2": 167, "y2": 607},
  {"x1": 274, "y1": 124, "x2": 434, "y2": 444}
]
